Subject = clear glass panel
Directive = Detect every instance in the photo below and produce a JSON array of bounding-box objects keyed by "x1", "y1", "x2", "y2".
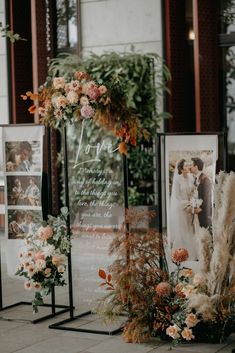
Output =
[
  {"x1": 56, "y1": 0, "x2": 78, "y2": 50},
  {"x1": 220, "y1": 0, "x2": 235, "y2": 34},
  {"x1": 65, "y1": 121, "x2": 125, "y2": 313}
]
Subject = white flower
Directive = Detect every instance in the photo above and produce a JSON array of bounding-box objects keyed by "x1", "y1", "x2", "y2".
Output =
[
  {"x1": 67, "y1": 90, "x2": 79, "y2": 104},
  {"x1": 166, "y1": 324, "x2": 180, "y2": 339},
  {"x1": 54, "y1": 108, "x2": 63, "y2": 119},
  {"x1": 55, "y1": 95, "x2": 68, "y2": 109},
  {"x1": 33, "y1": 282, "x2": 41, "y2": 290},
  {"x1": 65, "y1": 80, "x2": 81, "y2": 92},
  {"x1": 27, "y1": 265, "x2": 35, "y2": 277},
  {"x1": 24, "y1": 281, "x2": 32, "y2": 290},
  {"x1": 57, "y1": 265, "x2": 65, "y2": 273},
  {"x1": 53, "y1": 77, "x2": 65, "y2": 89},
  {"x1": 35, "y1": 259, "x2": 46, "y2": 271},
  {"x1": 80, "y1": 96, "x2": 89, "y2": 106},
  {"x1": 42, "y1": 244, "x2": 55, "y2": 258}
]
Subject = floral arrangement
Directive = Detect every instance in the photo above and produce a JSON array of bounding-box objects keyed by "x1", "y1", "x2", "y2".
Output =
[
  {"x1": 21, "y1": 71, "x2": 150, "y2": 154},
  {"x1": 15, "y1": 207, "x2": 70, "y2": 313},
  {"x1": 97, "y1": 178, "x2": 235, "y2": 344},
  {"x1": 165, "y1": 174, "x2": 235, "y2": 343}
]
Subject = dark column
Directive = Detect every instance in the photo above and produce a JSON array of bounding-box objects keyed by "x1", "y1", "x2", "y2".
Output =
[
  {"x1": 164, "y1": 0, "x2": 195, "y2": 132},
  {"x1": 193, "y1": 0, "x2": 220, "y2": 132},
  {"x1": 7, "y1": 0, "x2": 33, "y2": 124}
]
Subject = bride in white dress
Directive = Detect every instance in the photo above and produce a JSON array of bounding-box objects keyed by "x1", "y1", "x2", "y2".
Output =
[{"x1": 169, "y1": 158, "x2": 198, "y2": 261}]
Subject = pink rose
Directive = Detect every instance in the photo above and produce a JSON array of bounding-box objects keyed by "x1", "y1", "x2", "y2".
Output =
[
  {"x1": 98, "y1": 85, "x2": 107, "y2": 95},
  {"x1": 172, "y1": 248, "x2": 189, "y2": 264},
  {"x1": 87, "y1": 87, "x2": 100, "y2": 100},
  {"x1": 155, "y1": 282, "x2": 172, "y2": 296},
  {"x1": 81, "y1": 105, "x2": 95, "y2": 119},
  {"x1": 52, "y1": 254, "x2": 66, "y2": 266},
  {"x1": 37, "y1": 226, "x2": 53, "y2": 241}
]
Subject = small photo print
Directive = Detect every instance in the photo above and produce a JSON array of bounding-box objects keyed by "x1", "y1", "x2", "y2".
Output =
[
  {"x1": 8, "y1": 209, "x2": 42, "y2": 239},
  {"x1": 7, "y1": 176, "x2": 41, "y2": 206},
  {"x1": 5, "y1": 141, "x2": 41, "y2": 173}
]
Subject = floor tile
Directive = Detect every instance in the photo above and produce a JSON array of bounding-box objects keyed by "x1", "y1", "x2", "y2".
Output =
[{"x1": 14, "y1": 336, "x2": 101, "y2": 353}]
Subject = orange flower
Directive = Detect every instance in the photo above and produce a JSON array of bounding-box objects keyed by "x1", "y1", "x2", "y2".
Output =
[
  {"x1": 155, "y1": 282, "x2": 172, "y2": 296},
  {"x1": 118, "y1": 141, "x2": 127, "y2": 155},
  {"x1": 28, "y1": 105, "x2": 37, "y2": 114},
  {"x1": 172, "y1": 248, "x2": 189, "y2": 264},
  {"x1": 29, "y1": 93, "x2": 39, "y2": 101},
  {"x1": 20, "y1": 94, "x2": 28, "y2": 100}
]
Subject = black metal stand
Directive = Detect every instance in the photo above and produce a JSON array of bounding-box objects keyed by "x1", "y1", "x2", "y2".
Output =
[
  {"x1": 49, "y1": 126, "x2": 126, "y2": 334},
  {"x1": 0, "y1": 125, "x2": 70, "y2": 323}
]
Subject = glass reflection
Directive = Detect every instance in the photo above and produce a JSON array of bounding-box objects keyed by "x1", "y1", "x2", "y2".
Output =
[
  {"x1": 225, "y1": 46, "x2": 235, "y2": 154},
  {"x1": 56, "y1": 0, "x2": 78, "y2": 50},
  {"x1": 220, "y1": 0, "x2": 235, "y2": 34}
]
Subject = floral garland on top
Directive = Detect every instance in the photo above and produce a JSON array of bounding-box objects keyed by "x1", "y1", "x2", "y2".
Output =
[
  {"x1": 21, "y1": 71, "x2": 150, "y2": 154},
  {"x1": 15, "y1": 207, "x2": 70, "y2": 313}
]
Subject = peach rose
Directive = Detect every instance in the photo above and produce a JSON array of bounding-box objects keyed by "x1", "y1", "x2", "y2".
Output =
[
  {"x1": 53, "y1": 77, "x2": 65, "y2": 89},
  {"x1": 180, "y1": 268, "x2": 194, "y2": 278},
  {"x1": 181, "y1": 327, "x2": 195, "y2": 341},
  {"x1": 185, "y1": 313, "x2": 199, "y2": 328},
  {"x1": 166, "y1": 324, "x2": 180, "y2": 339},
  {"x1": 52, "y1": 254, "x2": 66, "y2": 266},
  {"x1": 98, "y1": 85, "x2": 107, "y2": 95},
  {"x1": 37, "y1": 226, "x2": 53, "y2": 241}
]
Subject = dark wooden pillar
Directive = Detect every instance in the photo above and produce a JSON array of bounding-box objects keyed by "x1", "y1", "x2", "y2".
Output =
[
  {"x1": 193, "y1": 0, "x2": 220, "y2": 132},
  {"x1": 164, "y1": 0, "x2": 196, "y2": 132},
  {"x1": 7, "y1": 0, "x2": 33, "y2": 124}
]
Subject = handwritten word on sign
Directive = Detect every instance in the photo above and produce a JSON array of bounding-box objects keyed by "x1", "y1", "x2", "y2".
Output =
[{"x1": 73, "y1": 120, "x2": 119, "y2": 168}]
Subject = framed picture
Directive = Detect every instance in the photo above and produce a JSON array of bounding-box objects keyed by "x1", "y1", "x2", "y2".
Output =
[{"x1": 157, "y1": 132, "x2": 226, "y2": 262}]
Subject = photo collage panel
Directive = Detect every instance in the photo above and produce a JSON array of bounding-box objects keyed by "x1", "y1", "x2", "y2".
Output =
[{"x1": 3, "y1": 132, "x2": 44, "y2": 240}]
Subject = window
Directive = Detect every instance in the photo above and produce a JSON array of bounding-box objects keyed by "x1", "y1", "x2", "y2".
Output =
[
  {"x1": 219, "y1": 0, "x2": 235, "y2": 170},
  {"x1": 56, "y1": 0, "x2": 78, "y2": 52}
]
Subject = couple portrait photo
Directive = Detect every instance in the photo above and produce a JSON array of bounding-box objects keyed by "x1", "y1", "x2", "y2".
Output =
[
  {"x1": 7, "y1": 176, "x2": 41, "y2": 206},
  {"x1": 168, "y1": 150, "x2": 215, "y2": 261},
  {"x1": 8, "y1": 209, "x2": 41, "y2": 239},
  {"x1": 5, "y1": 140, "x2": 41, "y2": 172}
]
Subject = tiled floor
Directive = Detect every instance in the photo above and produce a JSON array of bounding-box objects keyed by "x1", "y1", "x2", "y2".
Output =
[{"x1": 0, "y1": 307, "x2": 234, "y2": 353}]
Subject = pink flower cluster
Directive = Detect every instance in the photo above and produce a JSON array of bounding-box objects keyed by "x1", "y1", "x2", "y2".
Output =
[{"x1": 38, "y1": 71, "x2": 108, "y2": 123}]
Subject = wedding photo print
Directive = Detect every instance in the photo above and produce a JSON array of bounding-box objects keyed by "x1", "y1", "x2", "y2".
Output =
[
  {"x1": 8, "y1": 209, "x2": 42, "y2": 239},
  {"x1": 7, "y1": 176, "x2": 41, "y2": 206},
  {"x1": 5, "y1": 140, "x2": 42, "y2": 173},
  {"x1": 163, "y1": 133, "x2": 217, "y2": 261}
]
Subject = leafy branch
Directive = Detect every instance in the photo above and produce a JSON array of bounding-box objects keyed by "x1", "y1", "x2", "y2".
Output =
[{"x1": 0, "y1": 22, "x2": 26, "y2": 42}]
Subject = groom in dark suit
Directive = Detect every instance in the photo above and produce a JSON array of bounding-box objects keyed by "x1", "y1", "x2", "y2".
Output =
[{"x1": 190, "y1": 157, "x2": 212, "y2": 230}]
